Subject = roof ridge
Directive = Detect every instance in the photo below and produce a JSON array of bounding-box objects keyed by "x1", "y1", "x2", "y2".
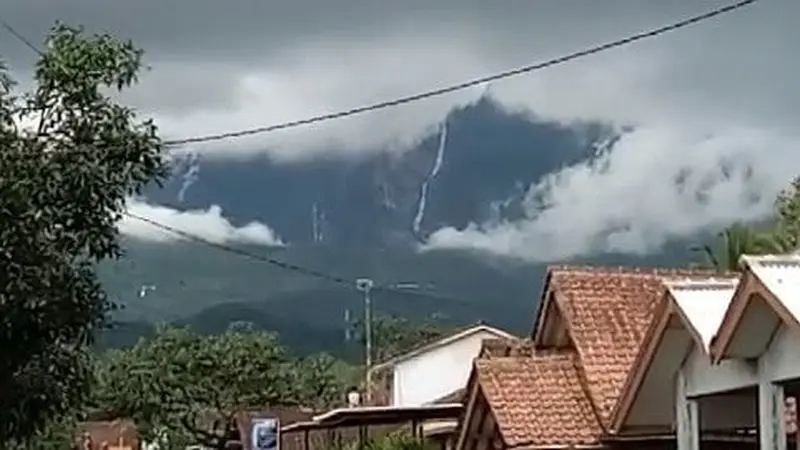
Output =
[
  {"x1": 742, "y1": 253, "x2": 800, "y2": 267},
  {"x1": 474, "y1": 347, "x2": 603, "y2": 448},
  {"x1": 370, "y1": 322, "x2": 515, "y2": 370},
  {"x1": 476, "y1": 347, "x2": 576, "y2": 366},
  {"x1": 570, "y1": 350, "x2": 608, "y2": 433},
  {"x1": 664, "y1": 277, "x2": 739, "y2": 291},
  {"x1": 547, "y1": 264, "x2": 736, "y2": 278}
]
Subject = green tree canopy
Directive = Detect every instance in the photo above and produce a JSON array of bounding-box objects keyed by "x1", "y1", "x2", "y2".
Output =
[
  {"x1": 691, "y1": 222, "x2": 780, "y2": 272},
  {"x1": 94, "y1": 326, "x2": 299, "y2": 450},
  {"x1": 772, "y1": 175, "x2": 800, "y2": 252},
  {"x1": 290, "y1": 352, "x2": 354, "y2": 410},
  {"x1": 0, "y1": 23, "x2": 167, "y2": 442},
  {"x1": 350, "y1": 314, "x2": 452, "y2": 364}
]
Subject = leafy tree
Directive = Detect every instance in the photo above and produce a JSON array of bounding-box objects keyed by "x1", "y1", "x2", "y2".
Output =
[
  {"x1": 772, "y1": 175, "x2": 800, "y2": 252},
  {"x1": 95, "y1": 327, "x2": 295, "y2": 450},
  {"x1": 0, "y1": 23, "x2": 167, "y2": 441},
  {"x1": 290, "y1": 352, "x2": 354, "y2": 410},
  {"x1": 691, "y1": 222, "x2": 778, "y2": 272},
  {"x1": 357, "y1": 314, "x2": 452, "y2": 363},
  {"x1": 5, "y1": 414, "x2": 78, "y2": 450}
]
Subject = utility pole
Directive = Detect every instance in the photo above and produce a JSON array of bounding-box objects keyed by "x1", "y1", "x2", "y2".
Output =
[
  {"x1": 355, "y1": 278, "x2": 374, "y2": 403},
  {"x1": 354, "y1": 279, "x2": 433, "y2": 404}
]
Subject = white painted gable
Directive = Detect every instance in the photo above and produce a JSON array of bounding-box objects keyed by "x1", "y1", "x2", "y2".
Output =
[
  {"x1": 742, "y1": 254, "x2": 800, "y2": 322},
  {"x1": 390, "y1": 327, "x2": 512, "y2": 407},
  {"x1": 667, "y1": 278, "x2": 738, "y2": 352}
]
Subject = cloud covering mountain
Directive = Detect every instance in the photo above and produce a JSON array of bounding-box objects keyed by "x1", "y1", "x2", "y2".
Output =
[{"x1": 3, "y1": 0, "x2": 797, "y2": 262}]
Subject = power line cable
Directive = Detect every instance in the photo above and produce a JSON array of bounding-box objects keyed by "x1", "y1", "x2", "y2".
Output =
[
  {"x1": 124, "y1": 211, "x2": 352, "y2": 285},
  {"x1": 0, "y1": 0, "x2": 757, "y2": 157},
  {"x1": 160, "y1": 0, "x2": 758, "y2": 147},
  {"x1": 0, "y1": 19, "x2": 42, "y2": 55},
  {"x1": 0, "y1": 1, "x2": 758, "y2": 300},
  {"x1": 123, "y1": 211, "x2": 472, "y2": 304}
]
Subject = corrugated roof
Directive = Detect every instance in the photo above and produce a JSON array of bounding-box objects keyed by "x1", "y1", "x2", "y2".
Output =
[
  {"x1": 609, "y1": 275, "x2": 739, "y2": 431},
  {"x1": 666, "y1": 277, "x2": 739, "y2": 351},
  {"x1": 741, "y1": 254, "x2": 800, "y2": 321},
  {"x1": 712, "y1": 253, "x2": 800, "y2": 362}
]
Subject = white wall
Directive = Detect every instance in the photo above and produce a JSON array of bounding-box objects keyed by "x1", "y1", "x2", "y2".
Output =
[
  {"x1": 683, "y1": 347, "x2": 756, "y2": 398},
  {"x1": 392, "y1": 330, "x2": 501, "y2": 407},
  {"x1": 762, "y1": 325, "x2": 800, "y2": 382},
  {"x1": 681, "y1": 324, "x2": 800, "y2": 398}
]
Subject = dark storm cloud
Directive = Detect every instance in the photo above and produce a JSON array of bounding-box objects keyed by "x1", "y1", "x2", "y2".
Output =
[{"x1": 3, "y1": 0, "x2": 799, "y2": 257}]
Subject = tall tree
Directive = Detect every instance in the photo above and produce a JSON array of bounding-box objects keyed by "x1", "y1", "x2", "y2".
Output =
[
  {"x1": 290, "y1": 352, "x2": 353, "y2": 410},
  {"x1": 95, "y1": 327, "x2": 296, "y2": 450},
  {"x1": 772, "y1": 175, "x2": 800, "y2": 252},
  {"x1": 691, "y1": 222, "x2": 777, "y2": 272},
  {"x1": 0, "y1": 23, "x2": 167, "y2": 441},
  {"x1": 351, "y1": 314, "x2": 452, "y2": 364}
]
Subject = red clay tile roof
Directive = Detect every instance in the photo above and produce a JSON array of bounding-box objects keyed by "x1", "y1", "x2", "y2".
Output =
[
  {"x1": 479, "y1": 337, "x2": 535, "y2": 358},
  {"x1": 546, "y1": 266, "x2": 726, "y2": 425},
  {"x1": 475, "y1": 349, "x2": 604, "y2": 448}
]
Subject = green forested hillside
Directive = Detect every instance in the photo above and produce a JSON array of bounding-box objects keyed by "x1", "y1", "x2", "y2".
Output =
[{"x1": 97, "y1": 238, "x2": 700, "y2": 355}]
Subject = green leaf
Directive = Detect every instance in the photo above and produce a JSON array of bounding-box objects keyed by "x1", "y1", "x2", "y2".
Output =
[{"x1": 0, "y1": 22, "x2": 167, "y2": 442}]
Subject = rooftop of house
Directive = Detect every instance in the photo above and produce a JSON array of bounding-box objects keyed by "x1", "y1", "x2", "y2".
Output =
[
  {"x1": 75, "y1": 419, "x2": 139, "y2": 449},
  {"x1": 740, "y1": 253, "x2": 800, "y2": 321},
  {"x1": 462, "y1": 265, "x2": 736, "y2": 449},
  {"x1": 665, "y1": 277, "x2": 740, "y2": 351},
  {"x1": 608, "y1": 275, "x2": 741, "y2": 432},
  {"x1": 538, "y1": 265, "x2": 728, "y2": 423},
  {"x1": 474, "y1": 348, "x2": 604, "y2": 448},
  {"x1": 711, "y1": 253, "x2": 800, "y2": 362},
  {"x1": 368, "y1": 322, "x2": 516, "y2": 372}
]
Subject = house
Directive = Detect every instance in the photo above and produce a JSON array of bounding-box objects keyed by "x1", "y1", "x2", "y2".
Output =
[
  {"x1": 367, "y1": 323, "x2": 515, "y2": 408},
  {"x1": 75, "y1": 419, "x2": 139, "y2": 450},
  {"x1": 140, "y1": 407, "x2": 316, "y2": 450},
  {"x1": 280, "y1": 323, "x2": 502, "y2": 450},
  {"x1": 280, "y1": 404, "x2": 463, "y2": 450},
  {"x1": 455, "y1": 265, "x2": 753, "y2": 450},
  {"x1": 608, "y1": 277, "x2": 758, "y2": 447},
  {"x1": 674, "y1": 254, "x2": 800, "y2": 450}
]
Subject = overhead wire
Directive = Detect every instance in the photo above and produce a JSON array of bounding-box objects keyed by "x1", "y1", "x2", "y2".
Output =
[
  {"x1": 1, "y1": 0, "x2": 759, "y2": 152},
  {"x1": 0, "y1": 19, "x2": 42, "y2": 56},
  {"x1": 124, "y1": 212, "x2": 352, "y2": 286},
  {"x1": 159, "y1": 0, "x2": 759, "y2": 147},
  {"x1": 0, "y1": 0, "x2": 760, "y2": 301},
  {"x1": 123, "y1": 212, "x2": 473, "y2": 304}
]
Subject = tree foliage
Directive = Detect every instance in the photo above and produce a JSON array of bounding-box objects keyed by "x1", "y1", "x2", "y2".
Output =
[
  {"x1": 291, "y1": 352, "x2": 354, "y2": 410},
  {"x1": 691, "y1": 222, "x2": 779, "y2": 272},
  {"x1": 361, "y1": 314, "x2": 452, "y2": 363},
  {"x1": 95, "y1": 327, "x2": 303, "y2": 449},
  {"x1": 4, "y1": 414, "x2": 78, "y2": 450},
  {"x1": 692, "y1": 174, "x2": 800, "y2": 272},
  {"x1": 772, "y1": 175, "x2": 800, "y2": 252},
  {"x1": 0, "y1": 23, "x2": 167, "y2": 441}
]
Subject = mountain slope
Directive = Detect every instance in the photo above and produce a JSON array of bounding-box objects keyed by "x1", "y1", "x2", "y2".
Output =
[{"x1": 101, "y1": 99, "x2": 705, "y2": 355}]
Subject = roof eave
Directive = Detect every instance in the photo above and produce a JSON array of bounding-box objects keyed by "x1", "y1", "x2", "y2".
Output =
[
  {"x1": 709, "y1": 269, "x2": 752, "y2": 364},
  {"x1": 531, "y1": 268, "x2": 558, "y2": 342},
  {"x1": 369, "y1": 324, "x2": 516, "y2": 372},
  {"x1": 608, "y1": 289, "x2": 673, "y2": 432}
]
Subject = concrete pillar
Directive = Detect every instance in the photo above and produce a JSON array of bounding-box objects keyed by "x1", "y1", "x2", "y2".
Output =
[
  {"x1": 758, "y1": 374, "x2": 786, "y2": 450},
  {"x1": 676, "y1": 371, "x2": 700, "y2": 450}
]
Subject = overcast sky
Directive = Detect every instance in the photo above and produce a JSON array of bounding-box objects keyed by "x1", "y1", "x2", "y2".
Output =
[{"x1": 2, "y1": 0, "x2": 798, "y2": 259}]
